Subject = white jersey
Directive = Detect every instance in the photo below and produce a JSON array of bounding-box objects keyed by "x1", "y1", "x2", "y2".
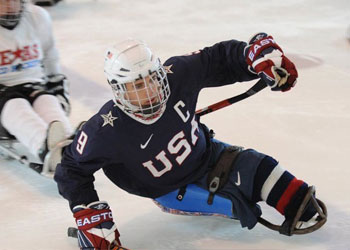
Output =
[{"x1": 0, "y1": 4, "x2": 61, "y2": 87}]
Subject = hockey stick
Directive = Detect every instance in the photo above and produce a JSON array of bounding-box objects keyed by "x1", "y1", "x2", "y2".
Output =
[{"x1": 195, "y1": 79, "x2": 267, "y2": 116}]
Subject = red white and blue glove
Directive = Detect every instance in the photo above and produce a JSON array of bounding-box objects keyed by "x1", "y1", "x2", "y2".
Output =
[
  {"x1": 73, "y1": 201, "x2": 121, "y2": 250},
  {"x1": 245, "y1": 33, "x2": 298, "y2": 92}
]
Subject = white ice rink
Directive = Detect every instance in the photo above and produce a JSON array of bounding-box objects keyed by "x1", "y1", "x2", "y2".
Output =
[{"x1": 1, "y1": 0, "x2": 350, "y2": 249}]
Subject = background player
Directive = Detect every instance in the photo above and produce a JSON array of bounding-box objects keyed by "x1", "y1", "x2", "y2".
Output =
[{"x1": 0, "y1": 0, "x2": 72, "y2": 173}]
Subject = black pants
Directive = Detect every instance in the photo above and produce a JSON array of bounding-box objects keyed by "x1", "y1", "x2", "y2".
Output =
[{"x1": 0, "y1": 83, "x2": 49, "y2": 114}]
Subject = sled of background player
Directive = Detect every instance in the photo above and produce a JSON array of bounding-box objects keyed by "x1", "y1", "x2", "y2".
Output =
[
  {"x1": 0, "y1": 124, "x2": 44, "y2": 172},
  {"x1": 0, "y1": 123, "x2": 72, "y2": 178}
]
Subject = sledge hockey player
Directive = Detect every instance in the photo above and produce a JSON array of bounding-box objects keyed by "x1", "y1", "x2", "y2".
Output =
[
  {"x1": 0, "y1": 0, "x2": 73, "y2": 175},
  {"x1": 55, "y1": 34, "x2": 327, "y2": 249}
]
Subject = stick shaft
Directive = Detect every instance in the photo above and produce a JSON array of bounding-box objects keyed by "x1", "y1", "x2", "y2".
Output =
[{"x1": 195, "y1": 79, "x2": 266, "y2": 116}]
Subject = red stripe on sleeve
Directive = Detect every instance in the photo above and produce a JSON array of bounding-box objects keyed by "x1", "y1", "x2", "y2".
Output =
[{"x1": 276, "y1": 178, "x2": 304, "y2": 215}]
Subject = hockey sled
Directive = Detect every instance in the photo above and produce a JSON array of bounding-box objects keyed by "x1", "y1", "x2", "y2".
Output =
[
  {"x1": 0, "y1": 125, "x2": 45, "y2": 173},
  {"x1": 154, "y1": 184, "x2": 327, "y2": 236},
  {"x1": 0, "y1": 124, "x2": 71, "y2": 178},
  {"x1": 154, "y1": 184, "x2": 236, "y2": 219}
]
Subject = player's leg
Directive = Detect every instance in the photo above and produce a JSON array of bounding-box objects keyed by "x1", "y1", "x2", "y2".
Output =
[
  {"x1": 192, "y1": 140, "x2": 264, "y2": 229},
  {"x1": 248, "y1": 153, "x2": 326, "y2": 235},
  {"x1": 31, "y1": 92, "x2": 73, "y2": 174},
  {"x1": 157, "y1": 133, "x2": 326, "y2": 235},
  {"x1": 203, "y1": 142, "x2": 326, "y2": 235},
  {"x1": 32, "y1": 93, "x2": 73, "y2": 136},
  {"x1": 1, "y1": 97, "x2": 48, "y2": 157}
]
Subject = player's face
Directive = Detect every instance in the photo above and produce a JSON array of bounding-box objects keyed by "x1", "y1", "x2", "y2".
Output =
[
  {"x1": 124, "y1": 72, "x2": 161, "y2": 108},
  {"x1": 0, "y1": 0, "x2": 21, "y2": 16}
]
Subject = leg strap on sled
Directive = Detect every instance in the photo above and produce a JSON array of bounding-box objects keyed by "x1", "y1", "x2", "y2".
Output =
[
  {"x1": 154, "y1": 146, "x2": 244, "y2": 219},
  {"x1": 257, "y1": 186, "x2": 327, "y2": 236},
  {"x1": 207, "y1": 145, "x2": 243, "y2": 204}
]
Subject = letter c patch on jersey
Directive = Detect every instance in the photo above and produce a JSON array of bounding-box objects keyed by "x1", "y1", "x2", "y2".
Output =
[{"x1": 174, "y1": 100, "x2": 190, "y2": 122}]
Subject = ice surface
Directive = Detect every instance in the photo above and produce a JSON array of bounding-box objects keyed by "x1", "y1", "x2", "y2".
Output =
[{"x1": 1, "y1": 0, "x2": 350, "y2": 249}]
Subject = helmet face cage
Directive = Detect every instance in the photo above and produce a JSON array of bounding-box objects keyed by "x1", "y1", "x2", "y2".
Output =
[
  {"x1": 105, "y1": 39, "x2": 171, "y2": 124},
  {"x1": 0, "y1": 0, "x2": 23, "y2": 28},
  {"x1": 110, "y1": 64, "x2": 170, "y2": 123}
]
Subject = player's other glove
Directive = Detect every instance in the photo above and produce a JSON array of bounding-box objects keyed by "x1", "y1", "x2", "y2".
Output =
[
  {"x1": 46, "y1": 74, "x2": 71, "y2": 115},
  {"x1": 245, "y1": 33, "x2": 298, "y2": 92},
  {"x1": 73, "y1": 201, "x2": 121, "y2": 250}
]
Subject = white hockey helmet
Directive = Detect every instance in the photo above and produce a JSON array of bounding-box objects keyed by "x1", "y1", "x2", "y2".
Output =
[
  {"x1": 104, "y1": 39, "x2": 171, "y2": 124},
  {"x1": 0, "y1": 0, "x2": 24, "y2": 29}
]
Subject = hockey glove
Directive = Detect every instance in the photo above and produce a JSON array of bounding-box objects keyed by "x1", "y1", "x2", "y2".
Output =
[
  {"x1": 46, "y1": 74, "x2": 71, "y2": 115},
  {"x1": 245, "y1": 33, "x2": 298, "y2": 92},
  {"x1": 73, "y1": 201, "x2": 121, "y2": 250}
]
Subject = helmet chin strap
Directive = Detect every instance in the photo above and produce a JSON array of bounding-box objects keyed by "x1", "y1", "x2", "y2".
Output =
[
  {"x1": 136, "y1": 102, "x2": 161, "y2": 115},
  {"x1": 114, "y1": 99, "x2": 166, "y2": 125},
  {"x1": 116, "y1": 89, "x2": 163, "y2": 117},
  {"x1": 133, "y1": 104, "x2": 164, "y2": 121},
  {"x1": 0, "y1": 14, "x2": 20, "y2": 29}
]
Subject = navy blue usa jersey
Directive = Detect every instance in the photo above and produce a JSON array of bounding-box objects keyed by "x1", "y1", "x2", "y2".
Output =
[{"x1": 54, "y1": 39, "x2": 258, "y2": 209}]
